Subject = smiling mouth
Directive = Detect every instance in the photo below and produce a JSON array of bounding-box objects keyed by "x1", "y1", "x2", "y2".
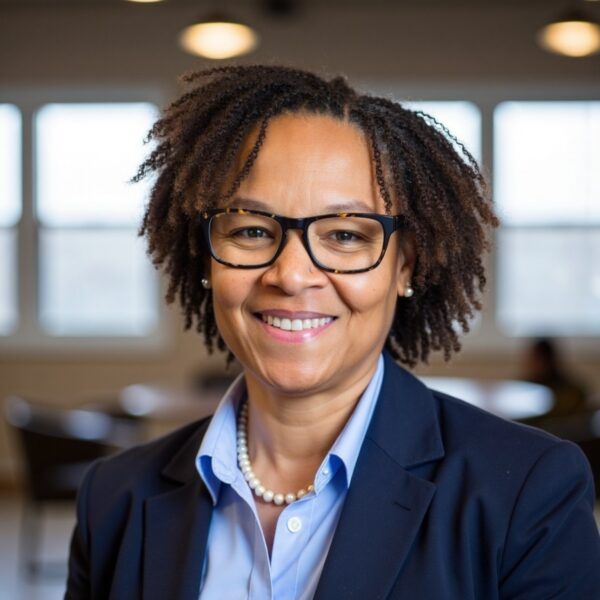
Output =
[{"x1": 255, "y1": 313, "x2": 335, "y2": 332}]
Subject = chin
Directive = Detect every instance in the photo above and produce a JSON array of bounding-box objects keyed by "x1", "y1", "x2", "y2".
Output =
[{"x1": 255, "y1": 357, "x2": 339, "y2": 397}]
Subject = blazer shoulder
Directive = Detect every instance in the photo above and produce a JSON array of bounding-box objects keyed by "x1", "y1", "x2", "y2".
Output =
[
  {"x1": 427, "y1": 387, "x2": 591, "y2": 488},
  {"x1": 87, "y1": 415, "x2": 212, "y2": 497},
  {"x1": 431, "y1": 387, "x2": 563, "y2": 457}
]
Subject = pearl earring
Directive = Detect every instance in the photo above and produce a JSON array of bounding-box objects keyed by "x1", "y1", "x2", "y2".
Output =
[
  {"x1": 201, "y1": 277, "x2": 211, "y2": 290},
  {"x1": 404, "y1": 283, "x2": 414, "y2": 298}
]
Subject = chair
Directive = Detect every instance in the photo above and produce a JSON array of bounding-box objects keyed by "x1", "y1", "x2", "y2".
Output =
[{"x1": 4, "y1": 396, "x2": 134, "y2": 578}]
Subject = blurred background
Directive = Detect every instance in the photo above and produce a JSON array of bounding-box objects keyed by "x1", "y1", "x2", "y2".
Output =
[{"x1": 0, "y1": 0, "x2": 599, "y2": 597}]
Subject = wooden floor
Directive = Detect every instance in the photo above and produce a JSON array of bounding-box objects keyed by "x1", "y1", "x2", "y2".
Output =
[{"x1": 1, "y1": 494, "x2": 600, "y2": 600}]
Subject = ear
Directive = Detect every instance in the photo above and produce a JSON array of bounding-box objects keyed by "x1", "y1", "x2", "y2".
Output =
[{"x1": 396, "y1": 234, "x2": 416, "y2": 298}]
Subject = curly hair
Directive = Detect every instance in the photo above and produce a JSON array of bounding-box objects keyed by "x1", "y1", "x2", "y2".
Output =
[{"x1": 134, "y1": 64, "x2": 498, "y2": 367}]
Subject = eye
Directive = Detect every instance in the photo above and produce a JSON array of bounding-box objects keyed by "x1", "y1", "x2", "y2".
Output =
[
  {"x1": 232, "y1": 227, "x2": 272, "y2": 239},
  {"x1": 330, "y1": 230, "x2": 363, "y2": 243}
]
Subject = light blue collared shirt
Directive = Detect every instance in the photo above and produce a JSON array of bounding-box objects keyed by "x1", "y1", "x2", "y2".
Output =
[{"x1": 195, "y1": 354, "x2": 385, "y2": 600}]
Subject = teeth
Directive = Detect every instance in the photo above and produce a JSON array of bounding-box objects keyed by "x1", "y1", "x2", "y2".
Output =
[{"x1": 260, "y1": 314, "x2": 333, "y2": 331}]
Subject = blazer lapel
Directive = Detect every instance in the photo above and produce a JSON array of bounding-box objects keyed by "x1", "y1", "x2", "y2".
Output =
[
  {"x1": 314, "y1": 353, "x2": 445, "y2": 600},
  {"x1": 142, "y1": 419, "x2": 214, "y2": 600}
]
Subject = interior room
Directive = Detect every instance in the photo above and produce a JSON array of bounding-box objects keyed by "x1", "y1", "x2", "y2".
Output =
[{"x1": 1, "y1": 0, "x2": 599, "y2": 597}]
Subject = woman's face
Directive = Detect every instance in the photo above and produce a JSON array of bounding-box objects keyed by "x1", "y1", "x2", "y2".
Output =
[{"x1": 210, "y1": 112, "x2": 413, "y2": 396}]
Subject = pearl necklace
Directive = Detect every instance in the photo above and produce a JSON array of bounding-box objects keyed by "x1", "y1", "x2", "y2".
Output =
[{"x1": 237, "y1": 401, "x2": 314, "y2": 505}]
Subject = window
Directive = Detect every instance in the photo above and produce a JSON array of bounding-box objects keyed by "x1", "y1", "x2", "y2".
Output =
[
  {"x1": 495, "y1": 101, "x2": 600, "y2": 336},
  {"x1": 404, "y1": 101, "x2": 482, "y2": 163},
  {"x1": 35, "y1": 103, "x2": 159, "y2": 336},
  {"x1": 0, "y1": 97, "x2": 164, "y2": 350},
  {"x1": 0, "y1": 104, "x2": 21, "y2": 335},
  {"x1": 399, "y1": 100, "x2": 483, "y2": 334}
]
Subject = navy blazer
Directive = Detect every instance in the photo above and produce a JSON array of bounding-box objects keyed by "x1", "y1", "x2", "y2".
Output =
[{"x1": 65, "y1": 353, "x2": 600, "y2": 599}]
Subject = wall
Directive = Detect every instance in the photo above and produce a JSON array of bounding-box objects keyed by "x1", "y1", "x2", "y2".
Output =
[{"x1": 1, "y1": 0, "x2": 599, "y2": 485}]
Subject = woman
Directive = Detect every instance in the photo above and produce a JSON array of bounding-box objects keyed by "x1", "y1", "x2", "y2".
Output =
[{"x1": 65, "y1": 65, "x2": 600, "y2": 599}]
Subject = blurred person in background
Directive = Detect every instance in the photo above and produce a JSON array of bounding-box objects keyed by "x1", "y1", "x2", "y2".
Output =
[
  {"x1": 522, "y1": 337, "x2": 588, "y2": 419},
  {"x1": 65, "y1": 65, "x2": 600, "y2": 600}
]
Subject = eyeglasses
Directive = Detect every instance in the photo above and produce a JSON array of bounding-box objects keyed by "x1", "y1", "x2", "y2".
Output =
[{"x1": 199, "y1": 208, "x2": 406, "y2": 274}]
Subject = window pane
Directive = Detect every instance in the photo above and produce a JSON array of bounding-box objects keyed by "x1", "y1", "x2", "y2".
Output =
[
  {"x1": 404, "y1": 101, "x2": 482, "y2": 163},
  {"x1": 36, "y1": 103, "x2": 157, "y2": 226},
  {"x1": 497, "y1": 228, "x2": 600, "y2": 336},
  {"x1": 39, "y1": 228, "x2": 158, "y2": 336},
  {"x1": 0, "y1": 229, "x2": 18, "y2": 335},
  {"x1": 494, "y1": 102, "x2": 600, "y2": 225},
  {"x1": 0, "y1": 104, "x2": 21, "y2": 226}
]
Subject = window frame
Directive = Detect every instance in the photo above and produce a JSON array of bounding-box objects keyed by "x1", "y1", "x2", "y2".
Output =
[{"x1": 0, "y1": 86, "x2": 173, "y2": 356}]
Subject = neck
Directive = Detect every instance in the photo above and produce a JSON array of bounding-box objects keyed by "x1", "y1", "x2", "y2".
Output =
[{"x1": 242, "y1": 356, "x2": 380, "y2": 490}]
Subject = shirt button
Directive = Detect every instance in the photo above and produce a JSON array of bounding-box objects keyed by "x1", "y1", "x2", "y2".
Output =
[
  {"x1": 287, "y1": 516, "x2": 302, "y2": 533},
  {"x1": 322, "y1": 467, "x2": 330, "y2": 476}
]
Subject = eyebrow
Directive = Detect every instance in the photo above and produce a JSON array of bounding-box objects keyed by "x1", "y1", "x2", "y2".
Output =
[{"x1": 227, "y1": 196, "x2": 375, "y2": 213}]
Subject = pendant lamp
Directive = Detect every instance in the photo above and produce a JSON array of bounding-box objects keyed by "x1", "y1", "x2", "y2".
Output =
[
  {"x1": 537, "y1": 7, "x2": 600, "y2": 57},
  {"x1": 179, "y1": 11, "x2": 259, "y2": 60}
]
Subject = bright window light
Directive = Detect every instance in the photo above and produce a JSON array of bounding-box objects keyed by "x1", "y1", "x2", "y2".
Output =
[
  {"x1": 495, "y1": 101, "x2": 600, "y2": 336},
  {"x1": 404, "y1": 101, "x2": 482, "y2": 164},
  {"x1": 36, "y1": 103, "x2": 157, "y2": 226},
  {"x1": 495, "y1": 102, "x2": 600, "y2": 225},
  {"x1": 0, "y1": 104, "x2": 21, "y2": 335},
  {"x1": 35, "y1": 102, "x2": 160, "y2": 336}
]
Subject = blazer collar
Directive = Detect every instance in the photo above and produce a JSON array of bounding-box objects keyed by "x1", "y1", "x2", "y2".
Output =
[
  {"x1": 314, "y1": 351, "x2": 445, "y2": 600},
  {"x1": 367, "y1": 350, "x2": 444, "y2": 468},
  {"x1": 161, "y1": 417, "x2": 212, "y2": 484}
]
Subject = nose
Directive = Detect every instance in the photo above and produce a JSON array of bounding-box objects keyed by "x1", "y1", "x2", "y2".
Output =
[{"x1": 260, "y1": 230, "x2": 328, "y2": 295}]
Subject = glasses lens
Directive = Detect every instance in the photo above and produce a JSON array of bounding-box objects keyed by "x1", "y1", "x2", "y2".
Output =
[
  {"x1": 209, "y1": 212, "x2": 282, "y2": 266},
  {"x1": 308, "y1": 216, "x2": 385, "y2": 272}
]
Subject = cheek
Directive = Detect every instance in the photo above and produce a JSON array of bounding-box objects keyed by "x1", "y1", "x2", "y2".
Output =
[
  {"x1": 211, "y1": 267, "x2": 256, "y2": 325},
  {"x1": 332, "y1": 267, "x2": 399, "y2": 324}
]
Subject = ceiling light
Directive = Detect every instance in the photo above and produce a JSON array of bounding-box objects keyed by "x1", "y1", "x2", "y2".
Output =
[
  {"x1": 537, "y1": 8, "x2": 600, "y2": 57},
  {"x1": 179, "y1": 12, "x2": 259, "y2": 60}
]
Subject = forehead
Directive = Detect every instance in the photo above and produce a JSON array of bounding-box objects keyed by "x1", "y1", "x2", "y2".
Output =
[{"x1": 231, "y1": 112, "x2": 385, "y2": 214}]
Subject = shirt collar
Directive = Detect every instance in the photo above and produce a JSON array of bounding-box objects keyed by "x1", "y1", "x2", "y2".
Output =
[
  {"x1": 196, "y1": 373, "x2": 246, "y2": 505},
  {"x1": 326, "y1": 353, "x2": 384, "y2": 486},
  {"x1": 196, "y1": 354, "x2": 385, "y2": 505}
]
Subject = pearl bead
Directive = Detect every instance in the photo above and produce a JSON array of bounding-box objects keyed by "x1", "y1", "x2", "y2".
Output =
[{"x1": 236, "y1": 400, "x2": 313, "y2": 506}]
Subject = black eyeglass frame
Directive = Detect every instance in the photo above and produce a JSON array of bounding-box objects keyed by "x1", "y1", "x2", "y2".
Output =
[{"x1": 199, "y1": 208, "x2": 406, "y2": 274}]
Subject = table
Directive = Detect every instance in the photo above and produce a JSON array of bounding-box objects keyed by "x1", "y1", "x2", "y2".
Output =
[
  {"x1": 116, "y1": 376, "x2": 552, "y2": 441},
  {"x1": 420, "y1": 377, "x2": 553, "y2": 420}
]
